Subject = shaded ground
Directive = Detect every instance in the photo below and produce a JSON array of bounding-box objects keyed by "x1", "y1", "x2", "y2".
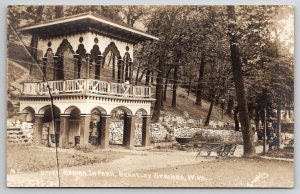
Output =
[
  {"x1": 260, "y1": 148, "x2": 294, "y2": 159},
  {"x1": 7, "y1": 145, "x2": 293, "y2": 188},
  {"x1": 7, "y1": 144, "x2": 129, "y2": 174}
]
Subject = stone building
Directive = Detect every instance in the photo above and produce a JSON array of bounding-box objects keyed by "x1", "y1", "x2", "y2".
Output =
[{"x1": 18, "y1": 12, "x2": 158, "y2": 149}]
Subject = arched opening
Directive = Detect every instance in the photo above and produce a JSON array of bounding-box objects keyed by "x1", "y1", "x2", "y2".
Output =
[
  {"x1": 38, "y1": 105, "x2": 61, "y2": 146},
  {"x1": 64, "y1": 106, "x2": 81, "y2": 147},
  {"x1": 21, "y1": 106, "x2": 35, "y2": 122},
  {"x1": 89, "y1": 107, "x2": 103, "y2": 146},
  {"x1": 102, "y1": 42, "x2": 122, "y2": 82},
  {"x1": 109, "y1": 106, "x2": 135, "y2": 148},
  {"x1": 135, "y1": 109, "x2": 148, "y2": 146},
  {"x1": 123, "y1": 52, "x2": 132, "y2": 83},
  {"x1": 90, "y1": 43, "x2": 102, "y2": 80},
  {"x1": 44, "y1": 51, "x2": 55, "y2": 81},
  {"x1": 75, "y1": 42, "x2": 88, "y2": 79},
  {"x1": 55, "y1": 39, "x2": 75, "y2": 80}
]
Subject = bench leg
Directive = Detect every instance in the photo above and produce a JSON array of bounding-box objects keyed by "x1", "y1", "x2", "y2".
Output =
[{"x1": 196, "y1": 149, "x2": 202, "y2": 158}]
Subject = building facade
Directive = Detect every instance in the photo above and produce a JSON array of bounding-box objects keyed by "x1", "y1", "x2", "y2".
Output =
[{"x1": 18, "y1": 12, "x2": 158, "y2": 149}]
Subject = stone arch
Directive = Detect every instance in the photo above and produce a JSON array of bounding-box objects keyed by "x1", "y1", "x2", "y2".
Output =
[
  {"x1": 90, "y1": 106, "x2": 108, "y2": 115},
  {"x1": 110, "y1": 106, "x2": 132, "y2": 116},
  {"x1": 135, "y1": 108, "x2": 148, "y2": 116},
  {"x1": 21, "y1": 106, "x2": 35, "y2": 122},
  {"x1": 38, "y1": 105, "x2": 61, "y2": 115},
  {"x1": 55, "y1": 39, "x2": 75, "y2": 56},
  {"x1": 103, "y1": 42, "x2": 121, "y2": 59},
  {"x1": 37, "y1": 105, "x2": 61, "y2": 146},
  {"x1": 64, "y1": 106, "x2": 81, "y2": 114}
]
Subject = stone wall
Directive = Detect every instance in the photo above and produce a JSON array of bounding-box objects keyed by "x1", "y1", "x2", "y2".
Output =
[
  {"x1": 7, "y1": 115, "x2": 244, "y2": 146},
  {"x1": 7, "y1": 120, "x2": 34, "y2": 144}
]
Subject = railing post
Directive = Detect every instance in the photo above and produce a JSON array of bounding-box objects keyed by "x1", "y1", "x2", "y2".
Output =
[
  {"x1": 132, "y1": 86, "x2": 135, "y2": 98},
  {"x1": 63, "y1": 80, "x2": 66, "y2": 93},
  {"x1": 107, "y1": 82, "x2": 110, "y2": 94}
]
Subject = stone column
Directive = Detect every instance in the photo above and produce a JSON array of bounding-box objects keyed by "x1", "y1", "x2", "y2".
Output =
[
  {"x1": 80, "y1": 114, "x2": 91, "y2": 146},
  {"x1": 142, "y1": 115, "x2": 151, "y2": 147},
  {"x1": 34, "y1": 114, "x2": 44, "y2": 145},
  {"x1": 59, "y1": 114, "x2": 70, "y2": 148},
  {"x1": 123, "y1": 115, "x2": 136, "y2": 149},
  {"x1": 100, "y1": 115, "x2": 110, "y2": 149}
]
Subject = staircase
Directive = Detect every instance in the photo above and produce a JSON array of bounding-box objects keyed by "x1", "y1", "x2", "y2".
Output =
[{"x1": 7, "y1": 127, "x2": 31, "y2": 145}]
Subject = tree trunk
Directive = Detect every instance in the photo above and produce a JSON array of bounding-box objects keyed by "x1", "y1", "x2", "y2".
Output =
[
  {"x1": 227, "y1": 5, "x2": 256, "y2": 157},
  {"x1": 163, "y1": 79, "x2": 168, "y2": 102},
  {"x1": 151, "y1": 71, "x2": 154, "y2": 84},
  {"x1": 195, "y1": 53, "x2": 206, "y2": 106},
  {"x1": 135, "y1": 44, "x2": 145, "y2": 85},
  {"x1": 145, "y1": 69, "x2": 151, "y2": 86},
  {"x1": 172, "y1": 64, "x2": 179, "y2": 107},
  {"x1": 204, "y1": 98, "x2": 214, "y2": 126},
  {"x1": 164, "y1": 67, "x2": 173, "y2": 101},
  {"x1": 234, "y1": 106, "x2": 240, "y2": 131},
  {"x1": 187, "y1": 65, "x2": 192, "y2": 96},
  {"x1": 55, "y1": 6, "x2": 64, "y2": 19},
  {"x1": 227, "y1": 98, "x2": 234, "y2": 116},
  {"x1": 29, "y1": 6, "x2": 43, "y2": 60},
  {"x1": 276, "y1": 100, "x2": 281, "y2": 146},
  {"x1": 138, "y1": 69, "x2": 147, "y2": 82},
  {"x1": 152, "y1": 54, "x2": 166, "y2": 123},
  {"x1": 255, "y1": 109, "x2": 260, "y2": 132},
  {"x1": 135, "y1": 63, "x2": 140, "y2": 85}
]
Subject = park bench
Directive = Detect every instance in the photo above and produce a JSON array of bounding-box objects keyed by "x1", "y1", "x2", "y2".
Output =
[
  {"x1": 174, "y1": 137, "x2": 238, "y2": 158},
  {"x1": 194, "y1": 143, "x2": 237, "y2": 158}
]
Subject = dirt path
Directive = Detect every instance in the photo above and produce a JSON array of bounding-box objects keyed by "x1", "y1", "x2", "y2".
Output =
[
  {"x1": 7, "y1": 150, "x2": 213, "y2": 187},
  {"x1": 7, "y1": 145, "x2": 289, "y2": 188}
]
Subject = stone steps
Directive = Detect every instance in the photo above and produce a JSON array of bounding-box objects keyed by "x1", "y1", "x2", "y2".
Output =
[{"x1": 7, "y1": 122, "x2": 34, "y2": 145}]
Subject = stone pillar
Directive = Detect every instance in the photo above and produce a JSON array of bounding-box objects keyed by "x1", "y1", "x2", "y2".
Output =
[
  {"x1": 59, "y1": 114, "x2": 70, "y2": 148},
  {"x1": 142, "y1": 115, "x2": 151, "y2": 146},
  {"x1": 34, "y1": 114, "x2": 44, "y2": 145},
  {"x1": 80, "y1": 114, "x2": 91, "y2": 146},
  {"x1": 123, "y1": 115, "x2": 136, "y2": 149},
  {"x1": 100, "y1": 115, "x2": 110, "y2": 149}
]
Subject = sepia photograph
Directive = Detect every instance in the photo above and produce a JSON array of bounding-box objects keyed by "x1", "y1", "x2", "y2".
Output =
[{"x1": 6, "y1": 5, "x2": 294, "y2": 187}]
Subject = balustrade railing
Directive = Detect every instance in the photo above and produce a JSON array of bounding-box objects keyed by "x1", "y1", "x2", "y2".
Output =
[{"x1": 22, "y1": 79, "x2": 151, "y2": 98}]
